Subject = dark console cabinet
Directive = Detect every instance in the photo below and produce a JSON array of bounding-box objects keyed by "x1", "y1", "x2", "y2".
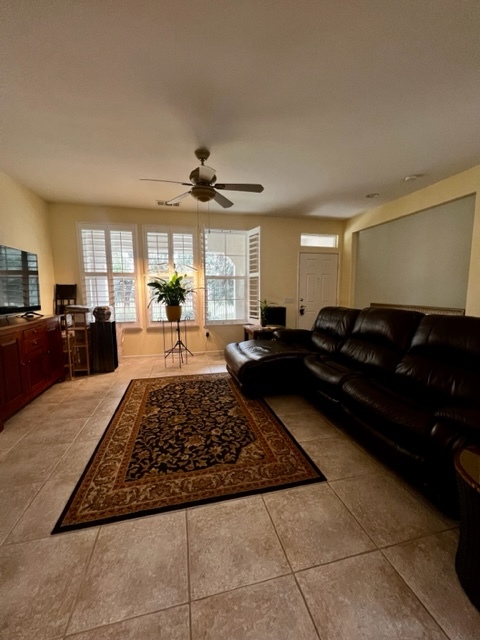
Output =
[
  {"x1": 263, "y1": 305, "x2": 286, "y2": 327},
  {"x1": 90, "y1": 321, "x2": 118, "y2": 373},
  {"x1": 0, "y1": 316, "x2": 64, "y2": 431}
]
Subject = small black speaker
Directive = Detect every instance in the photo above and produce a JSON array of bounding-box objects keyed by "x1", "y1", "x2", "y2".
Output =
[{"x1": 264, "y1": 305, "x2": 286, "y2": 326}]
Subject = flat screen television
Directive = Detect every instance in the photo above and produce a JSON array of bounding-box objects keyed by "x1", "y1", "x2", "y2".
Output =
[{"x1": 0, "y1": 244, "x2": 41, "y2": 316}]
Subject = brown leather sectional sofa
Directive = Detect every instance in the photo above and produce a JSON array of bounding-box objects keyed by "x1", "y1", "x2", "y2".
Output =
[{"x1": 224, "y1": 306, "x2": 480, "y2": 514}]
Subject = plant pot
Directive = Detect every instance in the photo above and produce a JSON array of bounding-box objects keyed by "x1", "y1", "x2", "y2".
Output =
[{"x1": 166, "y1": 305, "x2": 182, "y2": 322}]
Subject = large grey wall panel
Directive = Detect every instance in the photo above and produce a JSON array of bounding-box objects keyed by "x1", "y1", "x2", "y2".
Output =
[{"x1": 355, "y1": 195, "x2": 475, "y2": 309}]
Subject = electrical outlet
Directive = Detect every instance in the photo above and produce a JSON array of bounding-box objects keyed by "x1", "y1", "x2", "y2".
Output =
[{"x1": 284, "y1": 297, "x2": 294, "y2": 304}]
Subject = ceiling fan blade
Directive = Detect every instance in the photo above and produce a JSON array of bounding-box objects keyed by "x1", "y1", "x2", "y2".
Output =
[
  {"x1": 140, "y1": 178, "x2": 192, "y2": 186},
  {"x1": 213, "y1": 191, "x2": 234, "y2": 208},
  {"x1": 166, "y1": 191, "x2": 191, "y2": 205},
  {"x1": 214, "y1": 183, "x2": 264, "y2": 193}
]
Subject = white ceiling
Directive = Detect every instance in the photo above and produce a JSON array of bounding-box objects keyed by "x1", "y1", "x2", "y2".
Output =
[{"x1": 1, "y1": 0, "x2": 480, "y2": 219}]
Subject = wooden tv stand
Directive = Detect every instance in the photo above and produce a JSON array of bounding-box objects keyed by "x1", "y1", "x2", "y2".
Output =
[{"x1": 0, "y1": 315, "x2": 64, "y2": 431}]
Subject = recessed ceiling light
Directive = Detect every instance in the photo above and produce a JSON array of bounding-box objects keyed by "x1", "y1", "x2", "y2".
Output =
[
  {"x1": 366, "y1": 192, "x2": 380, "y2": 199},
  {"x1": 404, "y1": 174, "x2": 424, "y2": 182}
]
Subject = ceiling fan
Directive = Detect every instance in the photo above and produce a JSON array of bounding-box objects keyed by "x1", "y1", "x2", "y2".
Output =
[{"x1": 140, "y1": 148, "x2": 264, "y2": 209}]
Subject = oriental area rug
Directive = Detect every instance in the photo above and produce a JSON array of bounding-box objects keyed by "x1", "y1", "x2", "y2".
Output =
[{"x1": 52, "y1": 373, "x2": 325, "y2": 533}]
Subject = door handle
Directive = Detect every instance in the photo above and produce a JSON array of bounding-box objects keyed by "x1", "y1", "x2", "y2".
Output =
[{"x1": 299, "y1": 305, "x2": 305, "y2": 316}]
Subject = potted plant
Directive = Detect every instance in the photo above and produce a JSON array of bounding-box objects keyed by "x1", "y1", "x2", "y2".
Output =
[
  {"x1": 259, "y1": 298, "x2": 271, "y2": 326},
  {"x1": 148, "y1": 271, "x2": 193, "y2": 322}
]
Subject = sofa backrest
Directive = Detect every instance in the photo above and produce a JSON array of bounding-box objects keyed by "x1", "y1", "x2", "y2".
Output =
[
  {"x1": 311, "y1": 307, "x2": 360, "y2": 354},
  {"x1": 395, "y1": 314, "x2": 480, "y2": 404},
  {"x1": 339, "y1": 307, "x2": 424, "y2": 373}
]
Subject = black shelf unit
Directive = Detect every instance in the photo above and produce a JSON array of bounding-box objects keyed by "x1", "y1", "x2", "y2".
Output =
[{"x1": 90, "y1": 321, "x2": 118, "y2": 373}]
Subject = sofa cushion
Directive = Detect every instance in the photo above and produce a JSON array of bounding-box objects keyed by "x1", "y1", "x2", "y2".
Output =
[
  {"x1": 339, "y1": 307, "x2": 424, "y2": 373},
  {"x1": 395, "y1": 314, "x2": 480, "y2": 405},
  {"x1": 342, "y1": 376, "x2": 435, "y2": 457},
  {"x1": 310, "y1": 306, "x2": 360, "y2": 354},
  {"x1": 434, "y1": 406, "x2": 480, "y2": 436},
  {"x1": 304, "y1": 355, "x2": 362, "y2": 402},
  {"x1": 273, "y1": 306, "x2": 359, "y2": 354}
]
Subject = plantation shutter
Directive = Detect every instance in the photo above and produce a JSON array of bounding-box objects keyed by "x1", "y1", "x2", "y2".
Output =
[
  {"x1": 172, "y1": 232, "x2": 196, "y2": 320},
  {"x1": 172, "y1": 233, "x2": 194, "y2": 272},
  {"x1": 79, "y1": 224, "x2": 138, "y2": 323},
  {"x1": 144, "y1": 227, "x2": 197, "y2": 322},
  {"x1": 247, "y1": 227, "x2": 261, "y2": 323},
  {"x1": 146, "y1": 231, "x2": 169, "y2": 275},
  {"x1": 110, "y1": 230, "x2": 136, "y2": 322},
  {"x1": 80, "y1": 227, "x2": 111, "y2": 307}
]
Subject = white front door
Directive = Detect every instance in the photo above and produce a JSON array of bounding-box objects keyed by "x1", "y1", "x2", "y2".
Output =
[{"x1": 298, "y1": 252, "x2": 338, "y2": 329}]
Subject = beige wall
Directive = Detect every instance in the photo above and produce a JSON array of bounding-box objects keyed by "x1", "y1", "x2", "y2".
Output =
[
  {"x1": 341, "y1": 165, "x2": 480, "y2": 316},
  {"x1": 3, "y1": 163, "x2": 479, "y2": 356},
  {"x1": 48, "y1": 202, "x2": 344, "y2": 355},
  {"x1": 0, "y1": 173, "x2": 55, "y2": 316}
]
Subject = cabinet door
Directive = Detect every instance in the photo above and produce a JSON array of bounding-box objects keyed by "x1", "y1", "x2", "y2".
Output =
[
  {"x1": 0, "y1": 331, "x2": 28, "y2": 421},
  {"x1": 46, "y1": 318, "x2": 64, "y2": 381},
  {"x1": 24, "y1": 333, "x2": 48, "y2": 397}
]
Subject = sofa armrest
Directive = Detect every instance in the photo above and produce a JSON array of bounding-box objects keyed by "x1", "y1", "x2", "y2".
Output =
[
  {"x1": 430, "y1": 422, "x2": 470, "y2": 453},
  {"x1": 273, "y1": 329, "x2": 312, "y2": 345},
  {"x1": 434, "y1": 407, "x2": 480, "y2": 439}
]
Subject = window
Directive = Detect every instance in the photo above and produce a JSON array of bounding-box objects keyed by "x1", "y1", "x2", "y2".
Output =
[
  {"x1": 300, "y1": 233, "x2": 338, "y2": 248},
  {"x1": 144, "y1": 227, "x2": 197, "y2": 322},
  {"x1": 204, "y1": 228, "x2": 260, "y2": 324},
  {"x1": 78, "y1": 224, "x2": 138, "y2": 323}
]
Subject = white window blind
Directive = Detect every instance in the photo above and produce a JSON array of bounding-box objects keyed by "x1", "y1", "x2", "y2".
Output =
[
  {"x1": 144, "y1": 227, "x2": 197, "y2": 322},
  {"x1": 78, "y1": 224, "x2": 138, "y2": 323}
]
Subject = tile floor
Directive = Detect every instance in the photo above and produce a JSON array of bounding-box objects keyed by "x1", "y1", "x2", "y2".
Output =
[{"x1": 1, "y1": 352, "x2": 479, "y2": 639}]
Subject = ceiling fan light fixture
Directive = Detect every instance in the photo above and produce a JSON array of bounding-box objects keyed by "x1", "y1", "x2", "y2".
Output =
[
  {"x1": 190, "y1": 166, "x2": 216, "y2": 185},
  {"x1": 404, "y1": 173, "x2": 424, "y2": 182},
  {"x1": 140, "y1": 148, "x2": 264, "y2": 209},
  {"x1": 191, "y1": 185, "x2": 216, "y2": 202}
]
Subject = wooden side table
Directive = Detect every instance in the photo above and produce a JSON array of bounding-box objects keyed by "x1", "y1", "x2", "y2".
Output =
[
  {"x1": 243, "y1": 324, "x2": 283, "y2": 340},
  {"x1": 454, "y1": 445, "x2": 480, "y2": 610}
]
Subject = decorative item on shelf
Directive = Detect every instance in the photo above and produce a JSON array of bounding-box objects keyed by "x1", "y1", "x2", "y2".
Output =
[
  {"x1": 147, "y1": 271, "x2": 194, "y2": 322},
  {"x1": 93, "y1": 306, "x2": 112, "y2": 322}
]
